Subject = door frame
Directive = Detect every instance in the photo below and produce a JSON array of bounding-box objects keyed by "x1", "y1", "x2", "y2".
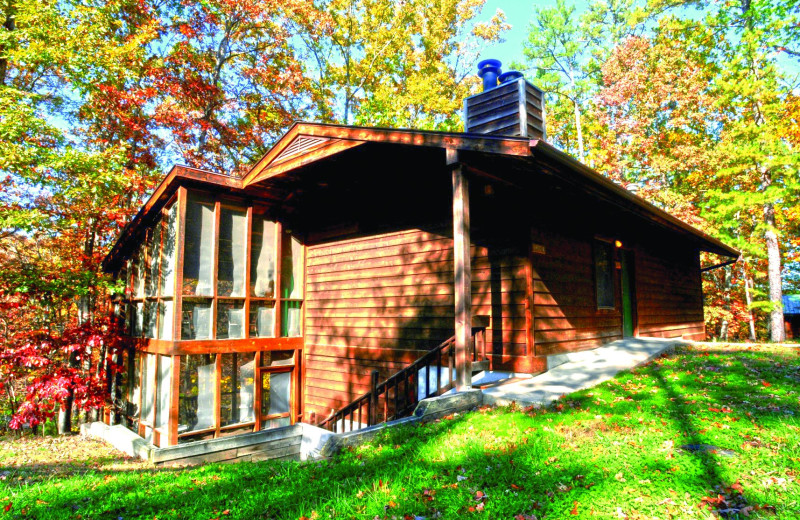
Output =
[{"x1": 619, "y1": 248, "x2": 637, "y2": 338}]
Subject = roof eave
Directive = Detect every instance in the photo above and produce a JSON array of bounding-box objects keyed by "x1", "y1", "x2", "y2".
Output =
[
  {"x1": 529, "y1": 139, "x2": 740, "y2": 259},
  {"x1": 101, "y1": 166, "x2": 239, "y2": 273}
]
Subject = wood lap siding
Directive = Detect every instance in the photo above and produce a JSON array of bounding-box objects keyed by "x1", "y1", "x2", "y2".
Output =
[
  {"x1": 530, "y1": 231, "x2": 623, "y2": 357},
  {"x1": 302, "y1": 224, "x2": 706, "y2": 419},
  {"x1": 635, "y1": 246, "x2": 705, "y2": 340},
  {"x1": 304, "y1": 229, "x2": 455, "y2": 418},
  {"x1": 303, "y1": 228, "x2": 531, "y2": 418}
]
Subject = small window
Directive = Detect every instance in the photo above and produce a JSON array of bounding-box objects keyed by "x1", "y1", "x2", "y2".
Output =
[
  {"x1": 217, "y1": 207, "x2": 247, "y2": 297},
  {"x1": 250, "y1": 217, "x2": 276, "y2": 298},
  {"x1": 594, "y1": 240, "x2": 615, "y2": 309}
]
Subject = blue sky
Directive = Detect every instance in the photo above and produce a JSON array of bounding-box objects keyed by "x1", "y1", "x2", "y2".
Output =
[{"x1": 476, "y1": 0, "x2": 587, "y2": 69}]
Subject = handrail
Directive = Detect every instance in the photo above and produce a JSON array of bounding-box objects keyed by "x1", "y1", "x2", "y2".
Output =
[{"x1": 317, "y1": 323, "x2": 487, "y2": 433}]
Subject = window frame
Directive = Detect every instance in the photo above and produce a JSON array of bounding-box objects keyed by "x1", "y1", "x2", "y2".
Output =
[{"x1": 593, "y1": 238, "x2": 616, "y2": 311}]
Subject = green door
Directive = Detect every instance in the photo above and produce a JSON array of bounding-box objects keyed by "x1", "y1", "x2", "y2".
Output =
[{"x1": 621, "y1": 250, "x2": 635, "y2": 337}]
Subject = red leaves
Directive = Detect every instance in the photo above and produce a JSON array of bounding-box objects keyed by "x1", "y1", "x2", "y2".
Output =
[
  {"x1": 708, "y1": 406, "x2": 733, "y2": 413},
  {"x1": 761, "y1": 380, "x2": 772, "y2": 387},
  {"x1": 4, "y1": 502, "x2": 11, "y2": 512},
  {"x1": 467, "y1": 490, "x2": 487, "y2": 513},
  {"x1": 1, "y1": 313, "x2": 125, "y2": 429},
  {"x1": 569, "y1": 501, "x2": 579, "y2": 515}
]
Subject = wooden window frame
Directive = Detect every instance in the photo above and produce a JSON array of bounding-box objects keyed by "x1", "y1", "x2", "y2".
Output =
[
  {"x1": 122, "y1": 189, "x2": 307, "y2": 446},
  {"x1": 593, "y1": 238, "x2": 617, "y2": 311}
]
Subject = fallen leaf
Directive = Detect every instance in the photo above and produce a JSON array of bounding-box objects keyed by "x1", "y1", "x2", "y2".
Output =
[{"x1": 570, "y1": 501, "x2": 578, "y2": 515}]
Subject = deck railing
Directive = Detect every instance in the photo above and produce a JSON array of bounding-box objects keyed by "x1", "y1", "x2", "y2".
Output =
[{"x1": 317, "y1": 322, "x2": 487, "y2": 433}]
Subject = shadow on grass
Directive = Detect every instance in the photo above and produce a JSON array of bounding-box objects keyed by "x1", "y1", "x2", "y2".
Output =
[{"x1": 5, "y1": 346, "x2": 799, "y2": 519}]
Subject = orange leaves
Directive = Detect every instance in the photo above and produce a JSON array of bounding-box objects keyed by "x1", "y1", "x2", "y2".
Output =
[
  {"x1": 708, "y1": 406, "x2": 733, "y2": 413},
  {"x1": 569, "y1": 501, "x2": 579, "y2": 515},
  {"x1": 761, "y1": 380, "x2": 772, "y2": 388}
]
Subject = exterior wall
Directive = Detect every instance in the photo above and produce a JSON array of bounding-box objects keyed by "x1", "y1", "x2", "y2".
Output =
[
  {"x1": 471, "y1": 238, "x2": 532, "y2": 372},
  {"x1": 530, "y1": 230, "x2": 624, "y2": 356},
  {"x1": 304, "y1": 228, "x2": 455, "y2": 418},
  {"x1": 786, "y1": 316, "x2": 800, "y2": 340},
  {"x1": 303, "y1": 222, "x2": 707, "y2": 418},
  {"x1": 635, "y1": 245, "x2": 705, "y2": 340},
  {"x1": 303, "y1": 227, "x2": 533, "y2": 419}
]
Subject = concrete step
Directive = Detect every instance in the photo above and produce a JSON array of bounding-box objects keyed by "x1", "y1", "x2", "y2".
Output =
[{"x1": 471, "y1": 359, "x2": 490, "y2": 372}]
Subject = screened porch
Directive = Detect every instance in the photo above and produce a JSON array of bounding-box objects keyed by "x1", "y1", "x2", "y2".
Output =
[{"x1": 114, "y1": 186, "x2": 306, "y2": 447}]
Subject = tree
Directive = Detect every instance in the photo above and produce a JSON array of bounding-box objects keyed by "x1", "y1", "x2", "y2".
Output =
[
  {"x1": 300, "y1": 0, "x2": 508, "y2": 129},
  {"x1": 696, "y1": 0, "x2": 800, "y2": 342},
  {"x1": 519, "y1": 0, "x2": 592, "y2": 160}
]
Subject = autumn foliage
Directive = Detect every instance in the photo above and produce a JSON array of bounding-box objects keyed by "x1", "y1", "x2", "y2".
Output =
[
  {"x1": 1, "y1": 0, "x2": 798, "y2": 432},
  {"x1": 0, "y1": 0, "x2": 507, "y2": 430}
]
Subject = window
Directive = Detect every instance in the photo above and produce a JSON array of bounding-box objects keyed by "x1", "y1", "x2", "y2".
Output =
[
  {"x1": 155, "y1": 355, "x2": 172, "y2": 447},
  {"x1": 126, "y1": 350, "x2": 141, "y2": 433},
  {"x1": 220, "y1": 352, "x2": 256, "y2": 427},
  {"x1": 183, "y1": 194, "x2": 215, "y2": 297},
  {"x1": 177, "y1": 350, "x2": 293, "y2": 442},
  {"x1": 140, "y1": 353, "x2": 157, "y2": 442},
  {"x1": 594, "y1": 240, "x2": 615, "y2": 309},
  {"x1": 280, "y1": 229, "x2": 304, "y2": 337},
  {"x1": 218, "y1": 208, "x2": 247, "y2": 297},
  {"x1": 178, "y1": 354, "x2": 217, "y2": 435},
  {"x1": 250, "y1": 216, "x2": 277, "y2": 337},
  {"x1": 126, "y1": 202, "x2": 178, "y2": 340},
  {"x1": 259, "y1": 350, "x2": 294, "y2": 430}
]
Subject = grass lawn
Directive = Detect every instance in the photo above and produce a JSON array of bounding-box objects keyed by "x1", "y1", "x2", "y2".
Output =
[{"x1": 1, "y1": 344, "x2": 798, "y2": 519}]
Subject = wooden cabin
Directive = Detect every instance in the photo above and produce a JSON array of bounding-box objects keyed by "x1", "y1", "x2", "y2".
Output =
[
  {"x1": 102, "y1": 74, "x2": 738, "y2": 447},
  {"x1": 785, "y1": 295, "x2": 800, "y2": 340}
]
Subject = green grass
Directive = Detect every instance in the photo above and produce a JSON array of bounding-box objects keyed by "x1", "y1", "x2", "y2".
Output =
[{"x1": 1, "y1": 344, "x2": 798, "y2": 519}]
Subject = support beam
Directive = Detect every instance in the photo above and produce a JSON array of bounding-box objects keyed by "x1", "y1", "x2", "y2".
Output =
[{"x1": 449, "y1": 149, "x2": 472, "y2": 390}]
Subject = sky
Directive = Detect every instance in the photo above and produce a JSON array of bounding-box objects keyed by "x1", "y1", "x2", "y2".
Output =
[{"x1": 476, "y1": 0, "x2": 589, "y2": 71}]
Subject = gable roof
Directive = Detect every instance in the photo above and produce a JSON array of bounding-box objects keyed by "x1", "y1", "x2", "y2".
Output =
[{"x1": 103, "y1": 121, "x2": 739, "y2": 272}]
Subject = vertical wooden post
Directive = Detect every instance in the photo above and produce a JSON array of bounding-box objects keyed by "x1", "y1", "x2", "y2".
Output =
[
  {"x1": 254, "y1": 351, "x2": 262, "y2": 431},
  {"x1": 244, "y1": 206, "x2": 253, "y2": 339},
  {"x1": 368, "y1": 370, "x2": 379, "y2": 426},
  {"x1": 174, "y1": 187, "x2": 186, "y2": 342},
  {"x1": 274, "y1": 221, "x2": 283, "y2": 338},
  {"x1": 169, "y1": 355, "x2": 180, "y2": 446},
  {"x1": 211, "y1": 200, "x2": 220, "y2": 340},
  {"x1": 449, "y1": 149, "x2": 472, "y2": 391}
]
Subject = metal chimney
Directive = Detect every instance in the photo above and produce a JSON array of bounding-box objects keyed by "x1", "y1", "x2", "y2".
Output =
[{"x1": 463, "y1": 60, "x2": 546, "y2": 140}]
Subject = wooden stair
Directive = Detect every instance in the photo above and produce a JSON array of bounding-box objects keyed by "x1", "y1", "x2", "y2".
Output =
[{"x1": 317, "y1": 320, "x2": 489, "y2": 433}]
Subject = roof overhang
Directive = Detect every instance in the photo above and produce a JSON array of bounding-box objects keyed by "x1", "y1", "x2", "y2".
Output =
[
  {"x1": 241, "y1": 122, "x2": 532, "y2": 187},
  {"x1": 528, "y1": 140, "x2": 740, "y2": 260},
  {"x1": 103, "y1": 122, "x2": 739, "y2": 273},
  {"x1": 102, "y1": 165, "x2": 243, "y2": 273}
]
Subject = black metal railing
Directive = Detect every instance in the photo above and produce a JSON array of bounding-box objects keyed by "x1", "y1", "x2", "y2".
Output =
[{"x1": 317, "y1": 322, "x2": 487, "y2": 433}]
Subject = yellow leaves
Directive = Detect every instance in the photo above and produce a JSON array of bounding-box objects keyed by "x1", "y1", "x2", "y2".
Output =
[{"x1": 472, "y1": 9, "x2": 510, "y2": 42}]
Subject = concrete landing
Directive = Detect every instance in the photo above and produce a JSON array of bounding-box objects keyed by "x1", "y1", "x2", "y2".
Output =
[{"x1": 482, "y1": 337, "x2": 685, "y2": 408}]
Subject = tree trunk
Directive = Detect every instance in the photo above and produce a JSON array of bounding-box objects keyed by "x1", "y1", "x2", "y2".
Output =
[
  {"x1": 573, "y1": 97, "x2": 585, "y2": 162},
  {"x1": 57, "y1": 380, "x2": 74, "y2": 433},
  {"x1": 0, "y1": 1, "x2": 16, "y2": 86},
  {"x1": 741, "y1": 261, "x2": 757, "y2": 341},
  {"x1": 719, "y1": 266, "x2": 732, "y2": 340},
  {"x1": 763, "y1": 202, "x2": 785, "y2": 342}
]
